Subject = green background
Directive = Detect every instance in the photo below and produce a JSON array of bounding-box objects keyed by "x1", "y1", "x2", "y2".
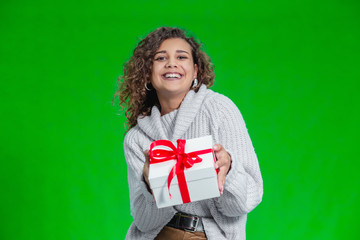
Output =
[{"x1": 1, "y1": 0, "x2": 359, "y2": 239}]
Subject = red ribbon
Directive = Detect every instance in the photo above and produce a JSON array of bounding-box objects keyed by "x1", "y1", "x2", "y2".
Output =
[{"x1": 149, "y1": 139, "x2": 213, "y2": 203}]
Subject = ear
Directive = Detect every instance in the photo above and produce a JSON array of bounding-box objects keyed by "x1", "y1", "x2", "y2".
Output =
[{"x1": 194, "y1": 64, "x2": 198, "y2": 78}]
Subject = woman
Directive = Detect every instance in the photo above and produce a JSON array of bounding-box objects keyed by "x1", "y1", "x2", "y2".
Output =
[{"x1": 114, "y1": 27, "x2": 263, "y2": 240}]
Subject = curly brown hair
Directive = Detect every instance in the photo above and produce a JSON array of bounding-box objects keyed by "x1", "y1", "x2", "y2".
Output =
[{"x1": 114, "y1": 27, "x2": 215, "y2": 130}]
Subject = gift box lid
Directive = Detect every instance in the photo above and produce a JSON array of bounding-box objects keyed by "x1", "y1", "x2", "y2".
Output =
[{"x1": 149, "y1": 135, "x2": 217, "y2": 189}]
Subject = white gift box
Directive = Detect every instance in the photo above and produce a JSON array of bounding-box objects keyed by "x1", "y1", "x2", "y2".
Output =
[{"x1": 148, "y1": 135, "x2": 220, "y2": 208}]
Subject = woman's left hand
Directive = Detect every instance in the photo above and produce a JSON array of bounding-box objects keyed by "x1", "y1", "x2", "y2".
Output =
[{"x1": 213, "y1": 144, "x2": 232, "y2": 195}]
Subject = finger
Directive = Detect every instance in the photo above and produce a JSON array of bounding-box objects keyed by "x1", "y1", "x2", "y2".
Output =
[
  {"x1": 213, "y1": 144, "x2": 227, "y2": 159},
  {"x1": 143, "y1": 150, "x2": 150, "y2": 163},
  {"x1": 213, "y1": 145, "x2": 229, "y2": 169},
  {"x1": 217, "y1": 167, "x2": 227, "y2": 195},
  {"x1": 215, "y1": 156, "x2": 229, "y2": 169},
  {"x1": 213, "y1": 144, "x2": 223, "y2": 168},
  {"x1": 143, "y1": 150, "x2": 150, "y2": 174},
  {"x1": 144, "y1": 149, "x2": 150, "y2": 158},
  {"x1": 213, "y1": 144, "x2": 223, "y2": 152},
  {"x1": 143, "y1": 159, "x2": 149, "y2": 173}
]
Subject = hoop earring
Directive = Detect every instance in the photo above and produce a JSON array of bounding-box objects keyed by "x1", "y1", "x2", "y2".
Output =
[
  {"x1": 192, "y1": 78, "x2": 198, "y2": 88},
  {"x1": 145, "y1": 82, "x2": 151, "y2": 91}
]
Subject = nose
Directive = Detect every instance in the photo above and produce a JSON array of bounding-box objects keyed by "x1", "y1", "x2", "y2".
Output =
[{"x1": 165, "y1": 57, "x2": 177, "y2": 68}]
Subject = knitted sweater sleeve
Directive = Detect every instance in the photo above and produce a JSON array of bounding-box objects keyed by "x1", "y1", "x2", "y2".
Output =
[
  {"x1": 209, "y1": 94, "x2": 263, "y2": 217},
  {"x1": 124, "y1": 128, "x2": 176, "y2": 233}
]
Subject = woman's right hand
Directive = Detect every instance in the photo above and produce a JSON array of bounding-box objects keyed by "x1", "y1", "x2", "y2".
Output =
[{"x1": 143, "y1": 150, "x2": 152, "y2": 193}]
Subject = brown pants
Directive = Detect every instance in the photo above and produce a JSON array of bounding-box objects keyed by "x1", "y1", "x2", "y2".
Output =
[{"x1": 155, "y1": 226, "x2": 207, "y2": 240}]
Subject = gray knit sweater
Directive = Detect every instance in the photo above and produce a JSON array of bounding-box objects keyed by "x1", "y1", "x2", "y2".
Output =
[{"x1": 123, "y1": 85, "x2": 263, "y2": 240}]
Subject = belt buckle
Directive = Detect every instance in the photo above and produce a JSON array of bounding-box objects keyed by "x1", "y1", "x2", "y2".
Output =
[{"x1": 183, "y1": 215, "x2": 199, "y2": 233}]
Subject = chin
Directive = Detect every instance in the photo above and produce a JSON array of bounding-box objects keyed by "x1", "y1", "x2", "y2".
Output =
[{"x1": 158, "y1": 86, "x2": 190, "y2": 96}]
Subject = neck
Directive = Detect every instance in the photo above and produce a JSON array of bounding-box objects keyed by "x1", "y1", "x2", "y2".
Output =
[{"x1": 157, "y1": 91, "x2": 188, "y2": 115}]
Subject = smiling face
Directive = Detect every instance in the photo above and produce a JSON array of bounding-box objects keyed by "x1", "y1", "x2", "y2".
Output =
[{"x1": 151, "y1": 38, "x2": 198, "y2": 101}]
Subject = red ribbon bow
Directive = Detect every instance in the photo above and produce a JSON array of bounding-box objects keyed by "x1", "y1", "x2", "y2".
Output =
[{"x1": 149, "y1": 139, "x2": 212, "y2": 203}]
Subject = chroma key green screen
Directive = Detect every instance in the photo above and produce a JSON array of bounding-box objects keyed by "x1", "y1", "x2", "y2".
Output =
[{"x1": 1, "y1": 0, "x2": 359, "y2": 239}]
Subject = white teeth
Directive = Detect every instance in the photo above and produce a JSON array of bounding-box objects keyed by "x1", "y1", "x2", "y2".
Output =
[{"x1": 165, "y1": 73, "x2": 181, "y2": 78}]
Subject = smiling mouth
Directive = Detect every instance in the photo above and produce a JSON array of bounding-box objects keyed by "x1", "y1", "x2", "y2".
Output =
[{"x1": 162, "y1": 73, "x2": 183, "y2": 79}]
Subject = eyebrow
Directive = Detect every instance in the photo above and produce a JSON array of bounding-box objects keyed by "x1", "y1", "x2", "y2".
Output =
[{"x1": 154, "y1": 50, "x2": 190, "y2": 55}]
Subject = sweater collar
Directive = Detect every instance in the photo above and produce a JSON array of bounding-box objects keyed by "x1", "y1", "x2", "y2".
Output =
[{"x1": 137, "y1": 84, "x2": 209, "y2": 141}]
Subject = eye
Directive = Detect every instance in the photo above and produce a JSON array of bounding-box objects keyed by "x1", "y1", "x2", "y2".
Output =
[
  {"x1": 178, "y1": 55, "x2": 188, "y2": 60},
  {"x1": 154, "y1": 56, "x2": 166, "y2": 61}
]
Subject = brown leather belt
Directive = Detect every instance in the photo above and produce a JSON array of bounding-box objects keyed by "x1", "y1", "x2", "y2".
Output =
[{"x1": 166, "y1": 212, "x2": 200, "y2": 232}]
